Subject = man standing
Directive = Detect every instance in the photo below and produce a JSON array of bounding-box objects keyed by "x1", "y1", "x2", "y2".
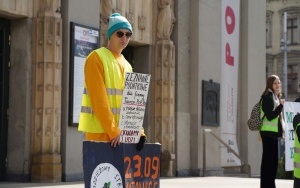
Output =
[
  {"x1": 78, "y1": 13, "x2": 146, "y2": 150},
  {"x1": 293, "y1": 114, "x2": 300, "y2": 188}
]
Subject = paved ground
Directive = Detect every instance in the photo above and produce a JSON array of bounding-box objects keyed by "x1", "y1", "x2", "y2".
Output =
[{"x1": 0, "y1": 177, "x2": 294, "y2": 188}]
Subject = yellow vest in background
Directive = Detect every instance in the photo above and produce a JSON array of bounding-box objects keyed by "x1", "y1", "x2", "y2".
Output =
[
  {"x1": 260, "y1": 101, "x2": 278, "y2": 133},
  {"x1": 294, "y1": 123, "x2": 300, "y2": 178}
]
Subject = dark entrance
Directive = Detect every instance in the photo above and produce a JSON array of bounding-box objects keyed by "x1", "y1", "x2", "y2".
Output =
[
  {"x1": 122, "y1": 46, "x2": 134, "y2": 68},
  {"x1": 0, "y1": 18, "x2": 10, "y2": 181}
]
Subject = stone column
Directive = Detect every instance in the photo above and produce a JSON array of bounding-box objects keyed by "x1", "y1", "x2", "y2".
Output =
[
  {"x1": 153, "y1": 41, "x2": 176, "y2": 176},
  {"x1": 152, "y1": 0, "x2": 176, "y2": 177},
  {"x1": 31, "y1": 0, "x2": 62, "y2": 182}
]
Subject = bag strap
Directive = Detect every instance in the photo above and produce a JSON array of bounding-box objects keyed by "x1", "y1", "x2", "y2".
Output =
[{"x1": 259, "y1": 97, "x2": 265, "y2": 120}]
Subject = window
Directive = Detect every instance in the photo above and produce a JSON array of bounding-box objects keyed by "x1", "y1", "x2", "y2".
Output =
[
  {"x1": 280, "y1": 8, "x2": 300, "y2": 45},
  {"x1": 288, "y1": 64, "x2": 298, "y2": 93},
  {"x1": 266, "y1": 11, "x2": 273, "y2": 47},
  {"x1": 287, "y1": 17, "x2": 298, "y2": 44}
]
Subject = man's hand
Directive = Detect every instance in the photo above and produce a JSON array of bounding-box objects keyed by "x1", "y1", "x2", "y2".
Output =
[{"x1": 110, "y1": 135, "x2": 120, "y2": 148}]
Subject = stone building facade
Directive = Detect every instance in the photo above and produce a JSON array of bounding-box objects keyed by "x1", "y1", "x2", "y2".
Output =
[
  {"x1": 0, "y1": 0, "x2": 265, "y2": 183},
  {"x1": 266, "y1": 0, "x2": 300, "y2": 101}
]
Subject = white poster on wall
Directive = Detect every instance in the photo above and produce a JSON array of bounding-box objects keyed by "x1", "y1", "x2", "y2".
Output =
[
  {"x1": 220, "y1": 0, "x2": 241, "y2": 166},
  {"x1": 70, "y1": 23, "x2": 99, "y2": 125},
  {"x1": 119, "y1": 72, "x2": 151, "y2": 143}
]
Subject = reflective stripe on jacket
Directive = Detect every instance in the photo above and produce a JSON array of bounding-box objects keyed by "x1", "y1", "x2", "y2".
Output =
[{"x1": 78, "y1": 48, "x2": 132, "y2": 133}]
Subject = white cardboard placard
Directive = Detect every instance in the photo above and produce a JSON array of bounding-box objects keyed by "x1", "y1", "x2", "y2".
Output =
[{"x1": 119, "y1": 72, "x2": 151, "y2": 143}]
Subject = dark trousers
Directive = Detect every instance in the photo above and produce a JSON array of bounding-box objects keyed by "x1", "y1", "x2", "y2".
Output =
[
  {"x1": 294, "y1": 177, "x2": 300, "y2": 188},
  {"x1": 260, "y1": 136, "x2": 278, "y2": 188}
]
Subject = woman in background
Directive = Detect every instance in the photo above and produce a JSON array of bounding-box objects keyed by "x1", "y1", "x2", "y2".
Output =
[{"x1": 260, "y1": 74, "x2": 285, "y2": 188}]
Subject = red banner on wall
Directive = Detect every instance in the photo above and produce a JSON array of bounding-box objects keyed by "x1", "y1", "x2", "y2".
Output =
[{"x1": 220, "y1": 0, "x2": 241, "y2": 167}]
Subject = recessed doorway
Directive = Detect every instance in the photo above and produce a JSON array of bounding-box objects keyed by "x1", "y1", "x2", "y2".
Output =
[{"x1": 0, "y1": 18, "x2": 10, "y2": 181}]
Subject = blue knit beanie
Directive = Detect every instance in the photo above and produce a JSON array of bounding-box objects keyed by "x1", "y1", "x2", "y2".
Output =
[{"x1": 107, "y1": 13, "x2": 133, "y2": 39}]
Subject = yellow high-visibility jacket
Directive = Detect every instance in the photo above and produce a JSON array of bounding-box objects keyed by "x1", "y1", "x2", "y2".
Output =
[{"x1": 78, "y1": 47, "x2": 144, "y2": 141}]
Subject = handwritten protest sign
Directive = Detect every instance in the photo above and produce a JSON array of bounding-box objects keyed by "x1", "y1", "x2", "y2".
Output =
[{"x1": 119, "y1": 72, "x2": 151, "y2": 143}]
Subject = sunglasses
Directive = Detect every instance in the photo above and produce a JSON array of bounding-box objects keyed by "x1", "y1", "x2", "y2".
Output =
[{"x1": 116, "y1": 31, "x2": 132, "y2": 38}]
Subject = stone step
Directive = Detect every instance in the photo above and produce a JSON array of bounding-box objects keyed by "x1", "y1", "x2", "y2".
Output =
[{"x1": 223, "y1": 167, "x2": 250, "y2": 178}]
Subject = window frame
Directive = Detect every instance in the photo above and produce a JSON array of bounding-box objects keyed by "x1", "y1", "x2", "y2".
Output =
[
  {"x1": 279, "y1": 7, "x2": 300, "y2": 45},
  {"x1": 266, "y1": 11, "x2": 273, "y2": 48}
]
